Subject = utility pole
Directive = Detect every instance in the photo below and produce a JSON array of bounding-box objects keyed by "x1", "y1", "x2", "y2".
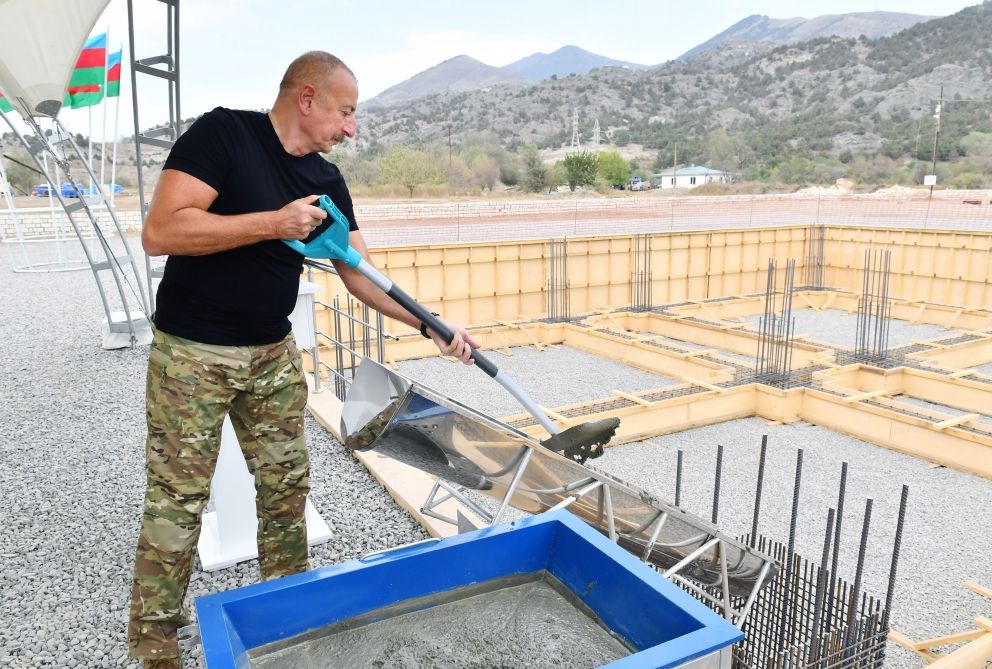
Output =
[
  {"x1": 928, "y1": 85, "x2": 942, "y2": 198},
  {"x1": 447, "y1": 125, "x2": 452, "y2": 170},
  {"x1": 672, "y1": 141, "x2": 678, "y2": 186},
  {"x1": 570, "y1": 108, "x2": 580, "y2": 150}
]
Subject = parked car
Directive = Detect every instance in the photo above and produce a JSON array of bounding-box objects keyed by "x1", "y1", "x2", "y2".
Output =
[
  {"x1": 628, "y1": 176, "x2": 649, "y2": 191},
  {"x1": 33, "y1": 182, "x2": 125, "y2": 197},
  {"x1": 60, "y1": 182, "x2": 85, "y2": 197},
  {"x1": 80, "y1": 183, "x2": 125, "y2": 195}
]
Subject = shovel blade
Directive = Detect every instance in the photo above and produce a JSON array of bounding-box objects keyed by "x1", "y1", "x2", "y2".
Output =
[{"x1": 540, "y1": 418, "x2": 621, "y2": 464}]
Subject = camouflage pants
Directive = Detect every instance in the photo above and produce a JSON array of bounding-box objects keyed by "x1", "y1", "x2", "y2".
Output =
[{"x1": 128, "y1": 329, "x2": 310, "y2": 660}]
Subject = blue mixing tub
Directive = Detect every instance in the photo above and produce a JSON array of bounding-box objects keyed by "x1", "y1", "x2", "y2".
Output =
[{"x1": 195, "y1": 510, "x2": 742, "y2": 668}]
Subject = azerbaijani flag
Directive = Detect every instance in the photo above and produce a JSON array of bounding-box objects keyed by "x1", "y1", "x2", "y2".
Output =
[
  {"x1": 0, "y1": 91, "x2": 13, "y2": 113},
  {"x1": 65, "y1": 33, "x2": 107, "y2": 109},
  {"x1": 107, "y1": 49, "x2": 122, "y2": 98}
]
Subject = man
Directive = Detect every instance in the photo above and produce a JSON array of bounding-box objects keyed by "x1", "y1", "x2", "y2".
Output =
[{"x1": 128, "y1": 51, "x2": 478, "y2": 668}]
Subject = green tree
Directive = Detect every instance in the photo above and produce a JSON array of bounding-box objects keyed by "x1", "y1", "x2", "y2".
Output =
[
  {"x1": 705, "y1": 128, "x2": 742, "y2": 173},
  {"x1": 519, "y1": 144, "x2": 548, "y2": 193},
  {"x1": 596, "y1": 151, "x2": 630, "y2": 187},
  {"x1": 546, "y1": 162, "x2": 567, "y2": 193},
  {"x1": 562, "y1": 151, "x2": 598, "y2": 191},
  {"x1": 379, "y1": 147, "x2": 441, "y2": 197},
  {"x1": 332, "y1": 152, "x2": 381, "y2": 187},
  {"x1": 470, "y1": 156, "x2": 500, "y2": 192}
]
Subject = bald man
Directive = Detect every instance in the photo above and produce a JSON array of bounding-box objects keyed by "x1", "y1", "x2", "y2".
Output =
[{"x1": 128, "y1": 51, "x2": 478, "y2": 668}]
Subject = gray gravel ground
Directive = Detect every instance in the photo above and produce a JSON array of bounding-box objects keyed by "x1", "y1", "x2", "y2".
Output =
[
  {"x1": 741, "y1": 308, "x2": 955, "y2": 349},
  {"x1": 0, "y1": 240, "x2": 427, "y2": 669},
  {"x1": 974, "y1": 363, "x2": 992, "y2": 376}
]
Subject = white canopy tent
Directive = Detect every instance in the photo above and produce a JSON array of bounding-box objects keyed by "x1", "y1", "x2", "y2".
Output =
[
  {"x1": 0, "y1": 0, "x2": 152, "y2": 349},
  {"x1": 0, "y1": 0, "x2": 109, "y2": 119}
]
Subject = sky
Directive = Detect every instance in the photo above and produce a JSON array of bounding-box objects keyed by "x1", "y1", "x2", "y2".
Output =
[{"x1": 4, "y1": 0, "x2": 982, "y2": 142}]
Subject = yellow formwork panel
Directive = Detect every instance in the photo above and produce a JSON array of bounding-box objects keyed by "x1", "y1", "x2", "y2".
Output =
[
  {"x1": 626, "y1": 312, "x2": 830, "y2": 366},
  {"x1": 910, "y1": 334, "x2": 992, "y2": 368},
  {"x1": 901, "y1": 370, "x2": 992, "y2": 417},
  {"x1": 562, "y1": 325, "x2": 733, "y2": 382},
  {"x1": 801, "y1": 388, "x2": 992, "y2": 478},
  {"x1": 824, "y1": 226, "x2": 992, "y2": 308},
  {"x1": 304, "y1": 224, "x2": 991, "y2": 353},
  {"x1": 810, "y1": 364, "x2": 992, "y2": 426}
]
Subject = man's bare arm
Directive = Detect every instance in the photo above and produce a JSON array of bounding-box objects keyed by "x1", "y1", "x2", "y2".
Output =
[{"x1": 141, "y1": 169, "x2": 326, "y2": 257}]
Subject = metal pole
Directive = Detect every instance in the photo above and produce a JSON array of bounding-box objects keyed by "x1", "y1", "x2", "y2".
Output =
[
  {"x1": 845, "y1": 499, "x2": 874, "y2": 649},
  {"x1": 776, "y1": 449, "x2": 803, "y2": 652},
  {"x1": 810, "y1": 507, "x2": 836, "y2": 661},
  {"x1": 712, "y1": 443, "x2": 723, "y2": 524},
  {"x1": 307, "y1": 267, "x2": 322, "y2": 394},
  {"x1": 825, "y1": 461, "x2": 848, "y2": 634},
  {"x1": 750, "y1": 435, "x2": 768, "y2": 546},
  {"x1": 881, "y1": 485, "x2": 909, "y2": 631}
]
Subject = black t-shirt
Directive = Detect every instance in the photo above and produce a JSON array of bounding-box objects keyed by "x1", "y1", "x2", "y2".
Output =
[{"x1": 153, "y1": 107, "x2": 358, "y2": 345}]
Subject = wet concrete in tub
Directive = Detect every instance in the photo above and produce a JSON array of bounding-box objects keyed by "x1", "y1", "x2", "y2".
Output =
[{"x1": 248, "y1": 572, "x2": 632, "y2": 668}]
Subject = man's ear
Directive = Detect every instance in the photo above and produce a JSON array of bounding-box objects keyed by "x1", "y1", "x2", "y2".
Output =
[{"x1": 299, "y1": 84, "x2": 316, "y2": 114}]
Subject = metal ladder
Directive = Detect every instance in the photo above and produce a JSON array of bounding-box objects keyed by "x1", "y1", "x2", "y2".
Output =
[
  {"x1": 1, "y1": 112, "x2": 151, "y2": 348},
  {"x1": 127, "y1": 0, "x2": 182, "y2": 315}
]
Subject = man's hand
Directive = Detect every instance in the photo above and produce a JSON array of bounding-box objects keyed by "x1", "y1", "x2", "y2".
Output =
[
  {"x1": 426, "y1": 318, "x2": 480, "y2": 365},
  {"x1": 273, "y1": 195, "x2": 327, "y2": 240}
]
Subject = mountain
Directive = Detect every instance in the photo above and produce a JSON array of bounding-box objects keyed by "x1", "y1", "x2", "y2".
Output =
[
  {"x1": 365, "y1": 55, "x2": 530, "y2": 108},
  {"x1": 504, "y1": 45, "x2": 649, "y2": 81},
  {"x1": 355, "y1": 2, "x2": 992, "y2": 171},
  {"x1": 679, "y1": 11, "x2": 934, "y2": 61}
]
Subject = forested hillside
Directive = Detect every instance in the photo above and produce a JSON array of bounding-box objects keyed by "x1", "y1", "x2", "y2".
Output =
[{"x1": 348, "y1": 1, "x2": 991, "y2": 191}]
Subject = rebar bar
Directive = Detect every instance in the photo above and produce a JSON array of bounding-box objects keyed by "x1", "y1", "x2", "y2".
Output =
[
  {"x1": 755, "y1": 258, "x2": 797, "y2": 387},
  {"x1": 881, "y1": 485, "x2": 909, "y2": 631},
  {"x1": 712, "y1": 443, "x2": 723, "y2": 524},
  {"x1": 855, "y1": 249, "x2": 892, "y2": 362},
  {"x1": 750, "y1": 435, "x2": 768, "y2": 548}
]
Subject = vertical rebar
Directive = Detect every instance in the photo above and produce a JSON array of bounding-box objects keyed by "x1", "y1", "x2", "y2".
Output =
[
  {"x1": 347, "y1": 296, "x2": 358, "y2": 380},
  {"x1": 750, "y1": 435, "x2": 768, "y2": 547},
  {"x1": 845, "y1": 499, "x2": 874, "y2": 650},
  {"x1": 810, "y1": 507, "x2": 836, "y2": 662},
  {"x1": 308, "y1": 267, "x2": 322, "y2": 394},
  {"x1": 563, "y1": 241, "x2": 570, "y2": 320},
  {"x1": 825, "y1": 461, "x2": 848, "y2": 635},
  {"x1": 548, "y1": 238, "x2": 556, "y2": 320},
  {"x1": 375, "y1": 311, "x2": 385, "y2": 363},
  {"x1": 881, "y1": 485, "x2": 909, "y2": 631},
  {"x1": 712, "y1": 444, "x2": 723, "y2": 524},
  {"x1": 675, "y1": 449, "x2": 684, "y2": 508},
  {"x1": 777, "y1": 449, "x2": 804, "y2": 652},
  {"x1": 362, "y1": 302, "x2": 371, "y2": 360}
]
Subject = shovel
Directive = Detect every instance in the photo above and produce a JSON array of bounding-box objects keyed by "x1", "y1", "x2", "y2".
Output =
[{"x1": 284, "y1": 195, "x2": 619, "y2": 463}]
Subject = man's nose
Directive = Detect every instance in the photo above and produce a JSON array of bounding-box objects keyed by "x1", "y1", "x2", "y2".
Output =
[{"x1": 343, "y1": 116, "x2": 357, "y2": 137}]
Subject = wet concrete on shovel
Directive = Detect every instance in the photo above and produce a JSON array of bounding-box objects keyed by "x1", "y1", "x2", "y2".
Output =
[{"x1": 248, "y1": 572, "x2": 632, "y2": 668}]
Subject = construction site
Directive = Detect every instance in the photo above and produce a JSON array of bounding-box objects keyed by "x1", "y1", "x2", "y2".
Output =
[{"x1": 2, "y1": 2, "x2": 991, "y2": 669}]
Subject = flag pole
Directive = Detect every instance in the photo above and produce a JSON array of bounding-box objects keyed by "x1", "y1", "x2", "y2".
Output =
[
  {"x1": 110, "y1": 44, "x2": 122, "y2": 209},
  {"x1": 100, "y1": 25, "x2": 110, "y2": 198},
  {"x1": 87, "y1": 106, "x2": 94, "y2": 193}
]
